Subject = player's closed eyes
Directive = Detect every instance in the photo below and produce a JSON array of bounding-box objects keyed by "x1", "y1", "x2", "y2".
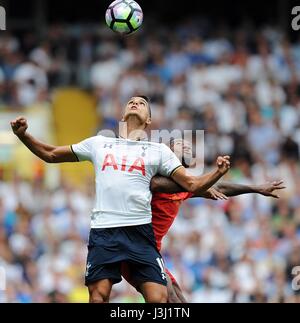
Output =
[{"x1": 128, "y1": 101, "x2": 145, "y2": 106}]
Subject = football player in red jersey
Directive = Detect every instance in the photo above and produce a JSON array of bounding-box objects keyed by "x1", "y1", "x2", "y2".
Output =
[
  {"x1": 151, "y1": 138, "x2": 286, "y2": 302},
  {"x1": 123, "y1": 138, "x2": 286, "y2": 302}
]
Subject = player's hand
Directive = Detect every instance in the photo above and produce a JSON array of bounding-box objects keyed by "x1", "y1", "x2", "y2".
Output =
[
  {"x1": 257, "y1": 180, "x2": 286, "y2": 198},
  {"x1": 10, "y1": 117, "x2": 28, "y2": 137},
  {"x1": 206, "y1": 188, "x2": 228, "y2": 200},
  {"x1": 216, "y1": 156, "x2": 230, "y2": 175}
]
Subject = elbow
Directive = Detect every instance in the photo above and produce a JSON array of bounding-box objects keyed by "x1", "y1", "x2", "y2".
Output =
[
  {"x1": 189, "y1": 185, "x2": 198, "y2": 194},
  {"x1": 45, "y1": 153, "x2": 56, "y2": 164},
  {"x1": 187, "y1": 178, "x2": 198, "y2": 194},
  {"x1": 188, "y1": 178, "x2": 210, "y2": 194}
]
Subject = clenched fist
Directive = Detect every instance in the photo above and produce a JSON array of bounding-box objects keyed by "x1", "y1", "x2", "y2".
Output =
[
  {"x1": 216, "y1": 156, "x2": 231, "y2": 175},
  {"x1": 10, "y1": 117, "x2": 28, "y2": 137}
]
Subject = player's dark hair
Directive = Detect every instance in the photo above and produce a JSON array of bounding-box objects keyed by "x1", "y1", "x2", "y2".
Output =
[
  {"x1": 169, "y1": 138, "x2": 192, "y2": 168},
  {"x1": 136, "y1": 95, "x2": 151, "y2": 118},
  {"x1": 169, "y1": 138, "x2": 175, "y2": 150}
]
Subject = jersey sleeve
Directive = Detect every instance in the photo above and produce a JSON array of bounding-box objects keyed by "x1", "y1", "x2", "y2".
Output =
[
  {"x1": 158, "y1": 144, "x2": 183, "y2": 177},
  {"x1": 71, "y1": 137, "x2": 96, "y2": 162}
]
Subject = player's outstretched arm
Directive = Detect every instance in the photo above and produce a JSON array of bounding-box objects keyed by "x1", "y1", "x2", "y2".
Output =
[
  {"x1": 170, "y1": 156, "x2": 230, "y2": 194},
  {"x1": 212, "y1": 180, "x2": 286, "y2": 198},
  {"x1": 11, "y1": 117, "x2": 78, "y2": 163},
  {"x1": 151, "y1": 176, "x2": 285, "y2": 200}
]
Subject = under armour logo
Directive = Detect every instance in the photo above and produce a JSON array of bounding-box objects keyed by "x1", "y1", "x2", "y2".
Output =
[
  {"x1": 104, "y1": 144, "x2": 113, "y2": 149},
  {"x1": 86, "y1": 263, "x2": 92, "y2": 277},
  {"x1": 141, "y1": 146, "x2": 148, "y2": 157},
  {"x1": 156, "y1": 257, "x2": 166, "y2": 280}
]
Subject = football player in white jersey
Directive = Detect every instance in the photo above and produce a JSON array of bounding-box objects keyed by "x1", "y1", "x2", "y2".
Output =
[{"x1": 11, "y1": 95, "x2": 230, "y2": 303}]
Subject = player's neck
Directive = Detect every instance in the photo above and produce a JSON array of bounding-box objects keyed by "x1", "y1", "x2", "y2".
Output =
[{"x1": 119, "y1": 118, "x2": 147, "y2": 141}]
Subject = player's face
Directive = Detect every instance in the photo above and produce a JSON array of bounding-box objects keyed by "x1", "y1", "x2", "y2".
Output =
[
  {"x1": 172, "y1": 139, "x2": 193, "y2": 168},
  {"x1": 123, "y1": 97, "x2": 151, "y2": 126}
]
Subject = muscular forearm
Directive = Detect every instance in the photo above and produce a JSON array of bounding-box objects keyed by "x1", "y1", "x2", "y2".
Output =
[
  {"x1": 192, "y1": 169, "x2": 224, "y2": 194},
  {"x1": 11, "y1": 117, "x2": 76, "y2": 164},
  {"x1": 17, "y1": 132, "x2": 57, "y2": 163},
  {"x1": 214, "y1": 182, "x2": 259, "y2": 196},
  {"x1": 152, "y1": 156, "x2": 230, "y2": 195},
  {"x1": 151, "y1": 177, "x2": 257, "y2": 197},
  {"x1": 152, "y1": 169, "x2": 225, "y2": 194}
]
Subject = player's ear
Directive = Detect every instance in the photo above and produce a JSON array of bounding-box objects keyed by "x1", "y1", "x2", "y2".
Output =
[{"x1": 145, "y1": 117, "x2": 151, "y2": 127}]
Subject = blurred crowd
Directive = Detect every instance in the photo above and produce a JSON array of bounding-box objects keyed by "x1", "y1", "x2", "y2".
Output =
[{"x1": 0, "y1": 18, "x2": 300, "y2": 302}]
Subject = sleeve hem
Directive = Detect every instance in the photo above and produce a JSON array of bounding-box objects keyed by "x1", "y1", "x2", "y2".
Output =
[
  {"x1": 70, "y1": 145, "x2": 80, "y2": 162},
  {"x1": 169, "y1": 165, "x2": 184, "y2": 177}
]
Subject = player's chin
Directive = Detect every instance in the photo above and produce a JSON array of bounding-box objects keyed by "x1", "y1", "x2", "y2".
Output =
[
  {"x1": 182, "y1": 154, "x2": 195, "y2": 167},
  {"x1": 124, "y1": 112, "x2": 145, "y2": 122},
  {"x1": 182, "y1": 158, "x2": 195, "y2": 168}
]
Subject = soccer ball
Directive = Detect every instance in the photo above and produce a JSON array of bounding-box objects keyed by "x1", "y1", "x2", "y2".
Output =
[{"x1": 105, "y1": 0, "x2": 143, "y2": 35}]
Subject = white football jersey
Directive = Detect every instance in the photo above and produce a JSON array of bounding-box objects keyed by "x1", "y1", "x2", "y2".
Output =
[{"x1": 71, "y1": 136, "x2": 182, "y2": 228}]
